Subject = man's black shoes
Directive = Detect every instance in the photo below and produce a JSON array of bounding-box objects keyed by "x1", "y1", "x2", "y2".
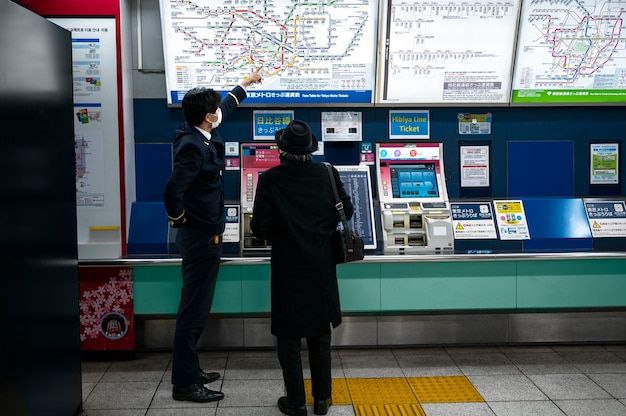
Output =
[
  {"x1": 172, "y1": 383, "x2": 224, "y2": 402},
  {"x1": 313, "y1": 398, "x2": 332, "y2": 415},
  {"x1": 278, "y1": 396, "x2": 307, "y2": 416},
  {"x1": 199, "y1": 370, "x2": 220, "y2": 384}
]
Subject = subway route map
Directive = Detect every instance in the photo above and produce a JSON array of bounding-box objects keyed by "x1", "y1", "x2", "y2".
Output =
[
  {"x1": 512, "y1": 0, "x2": 626, "y2": 103},
  {"x1": 159, "y1": 0, "x2": 378, "y2": 105}
]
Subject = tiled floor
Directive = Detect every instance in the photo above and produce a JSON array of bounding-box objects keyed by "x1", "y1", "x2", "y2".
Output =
[{"x1": 79, "y1": 344, "x2": 626, "y2": 416}]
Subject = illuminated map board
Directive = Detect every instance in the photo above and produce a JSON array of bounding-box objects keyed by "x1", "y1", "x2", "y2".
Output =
[
  {"x1": 159, "y1": 0, "x2": 378, "y2": 105},
  {"x1": 376, "y1": 0, "x2": 520, "y2": 104},
  {"x1": 512, "y1": 0, "x2": 626, "y2": 104}
]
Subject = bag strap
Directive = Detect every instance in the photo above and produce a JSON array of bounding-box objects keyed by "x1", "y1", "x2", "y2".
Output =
[{"x1": 323, "y1": 162, "x2": 353, "y2": 250}]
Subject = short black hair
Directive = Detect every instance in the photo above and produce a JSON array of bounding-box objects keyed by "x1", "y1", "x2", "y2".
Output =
[{"x1": 181, "y1": 87, "x2": 221, "y2": 126}]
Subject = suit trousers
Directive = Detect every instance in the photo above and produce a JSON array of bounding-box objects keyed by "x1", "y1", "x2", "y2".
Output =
[
  {"x1": 171, "y1": 225, "x2": 221, "y2": 387},
  {"x1": 277, "y1": 333, "x2": 332, "y2": 406}
]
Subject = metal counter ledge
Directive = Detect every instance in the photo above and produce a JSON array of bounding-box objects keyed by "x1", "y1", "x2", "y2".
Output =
[{"x1": 78, "y1": 251, "x2": 626, "y2": 266}]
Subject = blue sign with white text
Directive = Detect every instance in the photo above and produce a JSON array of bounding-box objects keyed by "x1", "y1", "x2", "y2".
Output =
[
  {"x1": 389, "y1": 110, "x2": 430, "y2": 139},
  {"x1": 253, "y1": 111, "x2": 293, "y2": 140}
]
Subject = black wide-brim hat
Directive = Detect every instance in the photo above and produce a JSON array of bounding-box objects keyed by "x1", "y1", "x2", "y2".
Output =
[{"x1": 275, "y1": 120, "x2": 318, "y2": 155}]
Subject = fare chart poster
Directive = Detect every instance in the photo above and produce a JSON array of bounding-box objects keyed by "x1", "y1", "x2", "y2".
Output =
[
  {"x1": 377, "y1": 0, "x2": 520, "y2": 104},
  {"x1": 512, "y1": 0, "x2": 626, "y2": 104},
  {"x1": 159, "y1": 0, "x2": 378, "y2": 105}
]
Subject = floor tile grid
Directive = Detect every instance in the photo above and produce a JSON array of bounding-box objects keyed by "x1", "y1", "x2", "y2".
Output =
[
  {"x1": 451, "y1": 345, "x2": 626, "y2": 416},
  {"x1": 79, "y1": 345, "x2": 626, "y2": 416},
  {"x1": 388, "y1": 345, "x2": 626, "y2": 416}
]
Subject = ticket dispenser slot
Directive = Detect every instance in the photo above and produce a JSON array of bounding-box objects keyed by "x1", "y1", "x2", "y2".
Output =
[
  {"x1": 409, "y1": 214, "x2": 423, "y2": 229},
  {"x1": 376, "y1": 142, "x2": 454, "y2": 255},
  {"x1": 242, "y1": 213, "x2": 270, "y2": 249},
  {"x1": 408, "y1": 233, "x2": 426, "y2": 246}
]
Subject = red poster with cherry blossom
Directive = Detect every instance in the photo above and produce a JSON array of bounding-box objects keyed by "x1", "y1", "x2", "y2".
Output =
[{"x1": 79, "y1": 266, "x2": 134, "y2": 351}]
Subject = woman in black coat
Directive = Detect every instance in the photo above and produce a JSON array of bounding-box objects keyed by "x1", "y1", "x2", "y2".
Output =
[{"x1": 251, "y1": 120, "x2": 353, "y2": 416}]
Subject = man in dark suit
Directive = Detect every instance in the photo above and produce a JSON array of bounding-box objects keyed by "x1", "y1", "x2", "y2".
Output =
[
  {"x1": 163, "y1": 68, "x2": 261, "y2": 403},
  {"x1": 251, "y1": 120, "x2": 354, "y2": 416}
]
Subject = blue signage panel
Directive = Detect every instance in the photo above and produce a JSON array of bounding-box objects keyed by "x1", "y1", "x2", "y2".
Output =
[
  {"x1": 253, "y1": 111, "x2": 293, "y2": 140},
  {"x1": 170, "y1": 90, "x2": 374, "y2": 106},
  {"x1": 389, "y1": 110, "x2": 430, "y2": 139}
]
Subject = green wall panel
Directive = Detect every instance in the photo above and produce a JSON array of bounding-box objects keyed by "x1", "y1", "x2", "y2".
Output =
[
  {"x1": 133, "y1": 263, "x2": 243, "y2": 315},
  {"x1": 241, "y1": 263, "x2": 271, "y2": 313},
  {"x1": 133, "y1": 265, "x2": 181, "y2": 314},
  {"x1": 517, "y1": 259, "x2": 626, "y2": 309},
  {"x1": 338, "y1": 262, "x2": 381, "y2": 312},
  {"x1": 212, "y1": 265, "x2": 243, "y2": 313},
  {"x1": 380, "y1": 261, "x2": 517, "y2": 311},
  {"x1": 127, "y1": 257, "x2": 626, "y2": 315}
]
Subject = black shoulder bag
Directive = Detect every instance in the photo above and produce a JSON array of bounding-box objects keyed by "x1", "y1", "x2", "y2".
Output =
[{"x1": 324, "y1": 162, "x2": 365, "y2": 263}]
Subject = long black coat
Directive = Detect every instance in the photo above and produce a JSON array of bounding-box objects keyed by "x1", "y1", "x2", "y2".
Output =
[{"x1": 251, "y1": 159, "x2": 353, "y2": 338}]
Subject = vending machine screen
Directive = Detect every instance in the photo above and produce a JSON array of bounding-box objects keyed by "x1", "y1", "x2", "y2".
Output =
[{"x1": 389, "y1": 163, "x2": 439, "y2": 198}]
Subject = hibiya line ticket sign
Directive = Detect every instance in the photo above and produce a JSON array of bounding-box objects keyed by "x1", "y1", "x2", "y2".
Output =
[
  {"x1": 512, "y1": 0, "x2": 626, "y2": 104},
  {"x1": 377, "y1": 0, "x2": 520, "y2": 104},
  {"x1": 159, "y1": 0, "x2": 378, "y2": 105}
]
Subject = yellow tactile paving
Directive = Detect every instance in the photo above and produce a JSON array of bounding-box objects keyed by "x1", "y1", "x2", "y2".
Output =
[
  {"x1": 347, "y1": 378, "x2": 419, "y2": 405},
  {"x1": 354, "y1": 404, "x2": 426, "y2": 416},
  {"x1": 304, "y1": 375, "x2": 483, "y2": 415},
  {"x1": 304, "y1": 378, "x2": 351, "y2": 405},
  {"x1": 407, "y1": 376, "x2": 484, "y2": 403}
]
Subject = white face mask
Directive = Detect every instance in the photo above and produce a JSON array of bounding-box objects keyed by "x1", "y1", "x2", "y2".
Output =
[{"x1": 208, "y1": 108, "x2": 222, "y2": 129}]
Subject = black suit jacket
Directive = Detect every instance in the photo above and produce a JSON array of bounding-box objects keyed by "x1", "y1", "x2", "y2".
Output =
[{"x1": 163, "y1": 85, "x2": 247, "y2": 235}]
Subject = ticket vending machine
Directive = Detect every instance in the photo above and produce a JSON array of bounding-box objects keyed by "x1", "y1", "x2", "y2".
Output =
[
  {"x1": 376, "y1": 142, "x2": 454, "y2": 254},
  {"x1": 240, "y1": 142, "x2": 281, "y2": 256}
]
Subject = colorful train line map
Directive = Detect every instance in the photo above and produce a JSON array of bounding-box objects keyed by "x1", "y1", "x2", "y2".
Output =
[
  {"x1": 159, "y1": 0, "x2": 378, "y2": 105},
  {"x1": 512, "y1": 0, "x2": 626, "y2": 103}
]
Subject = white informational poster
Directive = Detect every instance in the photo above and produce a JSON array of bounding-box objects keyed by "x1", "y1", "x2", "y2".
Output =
[
  {"x1": 451, "y1": 203, "x2": 498, "y2": 239},
  {"x1": 493, "y1": 200, "x2": 530, "y2": 240},
  {"x1": 590, "y1": 143, "x2": 619, "y2": 185},
  {"x1": 584, "y1": 200, "x2": 626, "y2": 238},
  {"x1": 460, "y1": 145, "x2": 490, "y2": 188},
  {"x1": 159, "y1": 0, "x2": 379, "y2": 105},
  {"x1": 49, "y1": 18, "x2": 121, "y2": 259},
  {"x1": 377, "y1": 0, "x2": 520, "y2": 104},
  {"x1": 223, "y1": 205, "x2": 241, "y2": 243},
  {"x1": 512, "y1": 0, "x2": 626, "y2": 104},
  {"x1": 75, "y1": 131, "x2": 105, "y2": 205},
  {"x1": 321, "y1": 112, "x2": 362, "y2": 142}
]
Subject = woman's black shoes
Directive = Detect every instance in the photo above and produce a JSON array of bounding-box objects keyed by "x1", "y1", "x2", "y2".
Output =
[
  {"x1": 313, "y1": 398, "x2": 332, "y2": 415},
  {"x1": 278, "y1": 396, "x2": 307, "y2": 416}
]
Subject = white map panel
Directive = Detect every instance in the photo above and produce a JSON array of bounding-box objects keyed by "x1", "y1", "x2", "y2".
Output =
[
  {"x1": 159, "y1": 0, "x2": 379, "y2": 105},
  {"x1": 376, "y1": 0, "x2": 520, "y2": 104},
  {"x1": 512, "y1": 0, "x2": 626, "y2": 103}
]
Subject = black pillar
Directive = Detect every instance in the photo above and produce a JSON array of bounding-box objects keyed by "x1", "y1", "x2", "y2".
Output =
[{"x1": 0, "y1": 1, "x2": 82, "y2": 415}]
